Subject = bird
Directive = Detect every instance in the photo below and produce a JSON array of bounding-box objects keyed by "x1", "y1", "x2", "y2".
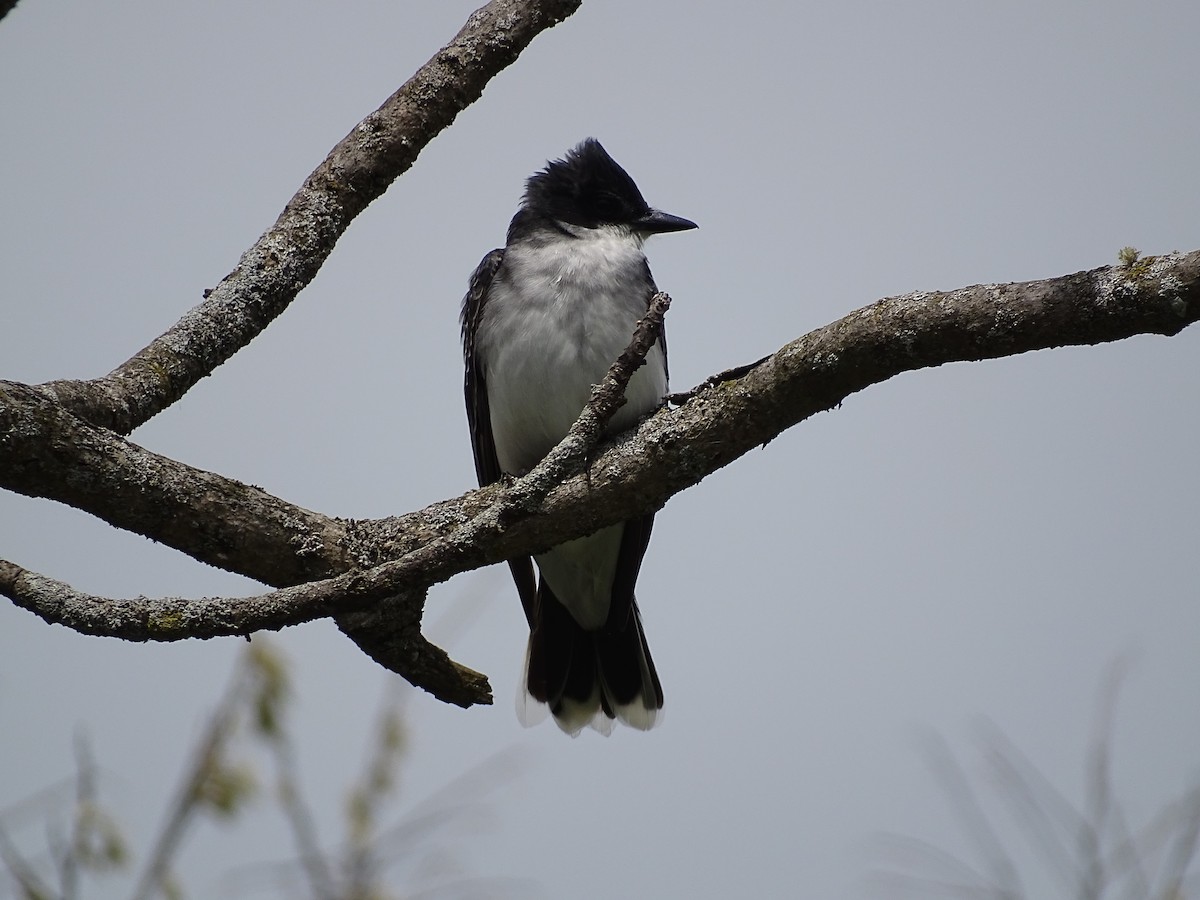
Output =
[{"x1": 460, "y1": 138, "x2": 697, "y2": 735}]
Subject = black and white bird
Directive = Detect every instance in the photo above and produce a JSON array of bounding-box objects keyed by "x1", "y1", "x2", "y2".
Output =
[{"x1": 460, "y1": 139, "x2": 696, "y2": 735}]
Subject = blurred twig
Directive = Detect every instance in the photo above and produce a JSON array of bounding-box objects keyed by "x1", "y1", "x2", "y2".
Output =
[
  {"x1": 4, "y1": 589, "x2": 529, "y2": 899},
  {"x1": 0, "y1": 732, "x2": 125, "y2": 900},
  {"x1": 129, "y1": 646, "x2": 267, "y2": 900},
  {"x1": 871, "y1": 665, "x2": 1200, "y2": 899},
  {"x1": 0, "y1": 821, "x2": 55, "y2": 899}
]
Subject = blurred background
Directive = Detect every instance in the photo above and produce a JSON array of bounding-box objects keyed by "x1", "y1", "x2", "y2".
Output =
[{"x1": 2, "y1": 1, "x2": 1198, "y2": 896}]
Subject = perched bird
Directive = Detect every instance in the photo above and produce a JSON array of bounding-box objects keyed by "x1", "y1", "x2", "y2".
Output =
[{"x1": 460, "y1": 139, "x2": 696, "y2": 735}]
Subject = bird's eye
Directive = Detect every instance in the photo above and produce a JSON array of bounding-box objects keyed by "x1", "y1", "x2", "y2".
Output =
[{"x1": 588, "y1": 190, "x2": 628, "y2": 223}]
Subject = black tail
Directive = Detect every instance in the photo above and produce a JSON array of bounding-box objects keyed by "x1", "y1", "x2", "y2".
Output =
[{"x1": 525, "y1": 582, "x2": 663, "y2": 735}]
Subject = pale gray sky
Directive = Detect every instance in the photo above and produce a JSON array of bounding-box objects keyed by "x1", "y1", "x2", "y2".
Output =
[{"x1": 2, "y1": 1, "x2": 1198, "y2": 897}]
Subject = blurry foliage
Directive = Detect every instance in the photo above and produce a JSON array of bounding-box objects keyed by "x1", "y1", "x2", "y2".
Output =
[
  {"x1": 1, "y1": 637, "x2": 530, "y2": 900},
  {"x1": 871, "y1": 666, "x2": 1200, "y2": 899},
  {"x1": 9, "y1": 641, "x2": 1197, "y2": 900}
]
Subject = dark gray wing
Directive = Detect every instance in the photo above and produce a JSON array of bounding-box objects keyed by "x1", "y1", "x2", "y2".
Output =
[
  {"x1": 461, "y1": 249, "x2": 504, "y2": 489},
  {"x1": 461, "y1": 249, "x2": 538, "y2": 625}
]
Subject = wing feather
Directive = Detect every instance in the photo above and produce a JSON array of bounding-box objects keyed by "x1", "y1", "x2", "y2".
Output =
[{"x1": 461, "y1": 249, "x2": 537, "y2": 624}]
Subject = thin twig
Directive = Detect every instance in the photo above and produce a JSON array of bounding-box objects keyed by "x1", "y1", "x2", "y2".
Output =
[
  {"x1": 0, "y1": 822, "x2": 55, "y2": 900},
  {"x1": 493, "y1": 291, "x2": 671, "y2": 518},
  {"x1": 58, "y1": 734, "x2": 98, "y2": 900}
]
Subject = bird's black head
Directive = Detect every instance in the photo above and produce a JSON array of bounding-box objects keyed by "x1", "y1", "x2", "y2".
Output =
[{"x1": 520, "y1": 138, "x2": 697, "y2": 235}]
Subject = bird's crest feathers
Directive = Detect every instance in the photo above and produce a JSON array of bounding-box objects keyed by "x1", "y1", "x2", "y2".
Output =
[{"x1": 521, "y1": 138, "x2": 651, "y2": 228}]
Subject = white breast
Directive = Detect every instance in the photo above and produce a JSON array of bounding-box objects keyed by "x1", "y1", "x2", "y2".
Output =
[{"x1": 477, "y1": 226, "x2": 668, "y2": 476}]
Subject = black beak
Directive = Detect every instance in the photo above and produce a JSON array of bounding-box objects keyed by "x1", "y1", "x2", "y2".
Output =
[{"x1": 635, "y1": 208, "x2": 699, "y2": 235}]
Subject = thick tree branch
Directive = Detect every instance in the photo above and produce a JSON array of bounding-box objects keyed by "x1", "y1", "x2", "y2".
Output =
[
  {"x1": 0, "y1": 380, "x2": 349, "y2": 587},
  {"x1": 0, "y1": 295, "x2": 673, "y2": 707},
  {"x1": 4, "y1": 253, "x2": 1197, "y2": 588},
  {"x1": 32, "y1": 0, "x2": 581, "y2": 436},
  {"x1": 3, "y1": 253, "x2": 1196, "y2": 704}
]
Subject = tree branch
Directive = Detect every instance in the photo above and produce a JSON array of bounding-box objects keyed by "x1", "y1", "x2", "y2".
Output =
[
  {"x1": 0, "y1": 293, "x2": 673, "y2": 707},
  {"x1": 32, "y1": 0, "x2": 581, "y2": 436},
  {"x1": 0, "y1": 380, "x2": 349, "y2": 587},
  {"x1": 4, "y1": 252, "x2": 1197, "y2": 588},
  {"x1": 2, "y1": 252, "x2": 1196, "y2": 705}
]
